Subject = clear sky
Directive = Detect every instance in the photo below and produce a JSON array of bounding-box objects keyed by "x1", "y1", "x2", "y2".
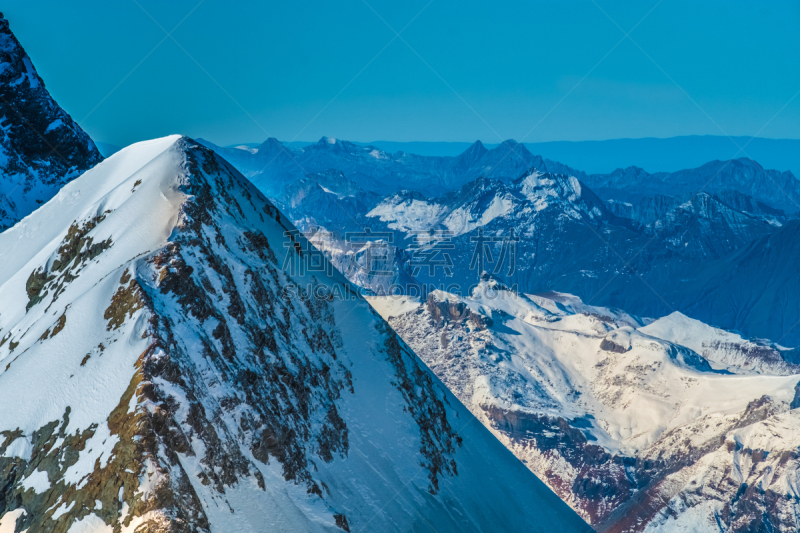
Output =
[{"x1": 4, "y1": 0, "x2": 799, "y2": 147}]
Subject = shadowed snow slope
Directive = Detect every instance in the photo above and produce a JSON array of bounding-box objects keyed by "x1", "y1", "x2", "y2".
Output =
[{"x1": 0, "y1": 136, "x2": 590, "y2": 532}]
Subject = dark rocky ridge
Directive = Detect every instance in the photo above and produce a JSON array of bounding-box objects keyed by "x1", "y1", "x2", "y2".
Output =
[{"x1": 0, "y1": 13, "x2": 102, "y2": 230}]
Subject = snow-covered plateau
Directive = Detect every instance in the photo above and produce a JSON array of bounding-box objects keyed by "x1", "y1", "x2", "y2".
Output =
[{"x1": 369, "y1": 279, "x2": 800, "y2": 531}]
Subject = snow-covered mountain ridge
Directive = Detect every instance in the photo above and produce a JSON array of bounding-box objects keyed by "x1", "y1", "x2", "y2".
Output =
[
  {"x1": 353, "y1": 166, "x2": 800, "y2": 346},
  {"x1": 0, "y1": 136, "x2": 590, "y2": 532},
  {"x1": 368, "y1": 281, "x2": 800, "y2": 530}
]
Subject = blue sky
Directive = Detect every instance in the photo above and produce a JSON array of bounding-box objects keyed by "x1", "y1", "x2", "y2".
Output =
[{"x1": 5, "y1": 0, "x2": 799, "y2": 147}]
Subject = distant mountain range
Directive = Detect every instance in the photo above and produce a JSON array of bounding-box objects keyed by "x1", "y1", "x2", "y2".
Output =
[
  {"x1": 584, "y1": 157, "x2": 800, "y2": 215},
  {"x1": 198, "y1": 136, "x2": 800, "y2": 214},
  {"x1": 362, "y1": 169, "x2": 800, "y2": 344},
  {"x1": 198, "y1": 136, "x2": 557, "y2": 197},
  {"x1": 197, "y1": 134, "x2": 800, "y2": 345},
  {"x1": 202, "y1": 135, "x2": 800, "y2": 176}
]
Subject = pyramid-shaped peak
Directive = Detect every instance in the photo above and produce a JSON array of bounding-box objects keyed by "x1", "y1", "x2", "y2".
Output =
[
  {"x1": 257, "y1": 137, "x2": 284, "y2": 148},
  {"x1": 454, "y1": 140, "x2": 489, "y2": 166}
]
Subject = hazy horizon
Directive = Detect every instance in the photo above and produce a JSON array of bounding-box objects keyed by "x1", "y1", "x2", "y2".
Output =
[
  {"x1": 4, "y1": 0, "x2": 798, "y2": 148},
  {"x1": 98, "y1": 134, "x2": 800, "y2": 176}
]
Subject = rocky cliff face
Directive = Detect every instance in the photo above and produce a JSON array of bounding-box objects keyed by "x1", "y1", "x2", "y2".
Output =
[
  {"x1": 0, "y1": 136, "x2": 590, "y2": 532},
  {"x1": 0, "y1": 13, "x2": 102, "y2": 230}
]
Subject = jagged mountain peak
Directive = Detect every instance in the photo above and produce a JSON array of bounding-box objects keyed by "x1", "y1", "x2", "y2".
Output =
[
  {"x1": 0, "y1": 135, "x2": 589, "y2": 532},
  {"x1": 255, "y1": 136, "x2": 296, "y2": 157},
  {"x1": 308, "y1": 136, "x2": 364, "y2": 156},
  {"x1": 0, "y1": 13, "x2": 102, "y2": 230},
  {"x1": 452, "y1": 140, "x2": 489, "y2": 170},
  {"x1": 494, "y1": 138, "x2": 531, "y2": 157},
  {"x1": 467, "y1": 139, "x2": 485, "y2": 151},
  {"x1": 258, "y1": 136, "x2": 284, "y2": 147}
]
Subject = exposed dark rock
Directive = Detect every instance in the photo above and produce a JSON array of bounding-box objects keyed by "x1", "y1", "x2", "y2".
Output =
[
  {"x1": 600, "y1": 338, "x2": 627, "y2": 353},
  {"x1": 0, "y1": 14, "x2": 102, "y2": 230}
]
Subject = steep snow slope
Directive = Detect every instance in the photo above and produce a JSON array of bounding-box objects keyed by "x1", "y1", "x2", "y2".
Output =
[
  {"x1": 0, "y1": 14, "x2": 102, "y2": 230},
  {"x1": 0, "y1": 136, "x2": 590, "y2": 532},
  {"x1": 369, "y1": 281, "x2": 800, "y2": 529}
]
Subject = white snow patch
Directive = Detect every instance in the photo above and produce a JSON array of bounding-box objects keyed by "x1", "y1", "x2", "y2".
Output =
[
  {"x1": 52, "y1": 500, "x2": 75, "y2": 520},
  {"x1": 233, "y1": 145, "x2": 258, "y2": 154},
  {"x1": 66, "y1": 514, "x2": 112, "y2": 533},
  {"x1": 0, "y1": 509, "x2": 26, "y2": 533},
  {"x1": 366, "y1": 198, "x2": 448, "y2": 233},
  {"x1": 44, "y1": 119, "x2": 64, "y2": 134},
  {"x1": 21, "y1": 469, "x2": 50, "y2": 494}
]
